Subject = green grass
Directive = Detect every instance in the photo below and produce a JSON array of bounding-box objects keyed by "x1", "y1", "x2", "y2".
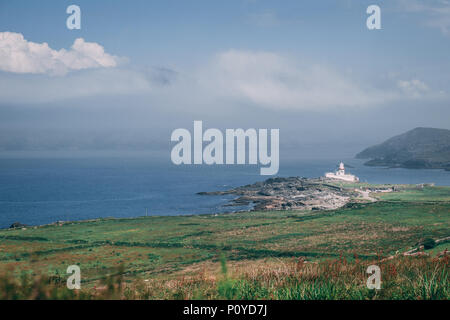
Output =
[
  {"x1": 376, "y1": 186, "x2": 450, "y2": 202},
  {"x1": 0, "y1": 185, "x2": 449, "y2": 299},
  {"x1": 1, "y1": 255, "x2": 448, "y2": 300}
]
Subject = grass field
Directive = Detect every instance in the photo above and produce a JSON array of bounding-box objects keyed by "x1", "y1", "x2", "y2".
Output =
[
  {"x1": 0, "y1": 186, "x2": 449, "y2": 299},
  {"x1": 375, "y1": 186, "x2": 450, "y2": 202}
]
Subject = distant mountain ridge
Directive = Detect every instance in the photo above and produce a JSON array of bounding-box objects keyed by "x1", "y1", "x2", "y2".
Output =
[{"x1": 356, "y1": 127, "x2": 450, "y2": 171}]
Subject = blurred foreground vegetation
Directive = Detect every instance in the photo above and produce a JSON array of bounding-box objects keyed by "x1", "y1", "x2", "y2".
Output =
[{"x1": 0, "y1": 186, "x2": 449, "y2": 299}]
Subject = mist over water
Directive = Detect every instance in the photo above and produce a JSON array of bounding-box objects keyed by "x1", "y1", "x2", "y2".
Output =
[{"x1": 1, "y1": 156, "x2": 449, "y2": 228}]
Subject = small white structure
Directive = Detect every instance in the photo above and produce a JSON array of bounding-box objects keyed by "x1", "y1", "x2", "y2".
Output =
[{"x1": 325, "y1": 162, "x2": 359, "y2": 182}]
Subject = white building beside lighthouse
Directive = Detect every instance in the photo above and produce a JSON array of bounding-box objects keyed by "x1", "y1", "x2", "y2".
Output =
[{"x1": 325, "y1": 162, "x2": 359, "y2": 182}]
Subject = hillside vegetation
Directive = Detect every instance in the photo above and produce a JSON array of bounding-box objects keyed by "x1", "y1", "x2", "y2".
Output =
[
  {"x1": 356, "y1": 127, "x2": 450, "y2": 170},
  {"x1": 0, "y1": 185, "x2": 449, "y2": 299}
]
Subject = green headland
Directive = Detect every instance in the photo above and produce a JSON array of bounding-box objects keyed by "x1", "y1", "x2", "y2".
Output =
[{"x1": 0, "y1": 182, "x2": 449, "y2": 299}]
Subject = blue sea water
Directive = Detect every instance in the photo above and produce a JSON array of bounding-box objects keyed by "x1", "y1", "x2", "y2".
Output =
[{"x1": 0, "y1": 157, "x2": 449, "y2": 228}]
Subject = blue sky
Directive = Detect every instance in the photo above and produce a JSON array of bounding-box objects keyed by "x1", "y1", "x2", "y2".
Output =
[
  {"x1": 0, "y1": 0, "x2": 449, "y2": 157},
  {"x1": 2, "y1": 0, "x2": 449, "y2": 68}
]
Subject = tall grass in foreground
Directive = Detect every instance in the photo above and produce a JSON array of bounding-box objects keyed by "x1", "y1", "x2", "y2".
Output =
[{"x1": 0, "y1": 255, "x2": 448, "y2": 300}]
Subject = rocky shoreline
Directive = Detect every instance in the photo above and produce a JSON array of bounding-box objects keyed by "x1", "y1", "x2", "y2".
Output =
[{"x1": 198, "y1": 177, "x2": 363, "y2": 211}]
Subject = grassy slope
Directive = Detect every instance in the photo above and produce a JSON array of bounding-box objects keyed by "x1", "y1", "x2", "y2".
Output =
[
  {"x1": 375, "y1": 186, "x2": 450, "y2": 202},
  {"x1": 0, "y1": 186, "x2": 449, "y2": 287}
]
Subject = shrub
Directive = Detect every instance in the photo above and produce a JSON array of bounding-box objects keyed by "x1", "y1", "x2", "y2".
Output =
[{"x1": 421, "y1": 238, "x2": 437, "y2": 250}]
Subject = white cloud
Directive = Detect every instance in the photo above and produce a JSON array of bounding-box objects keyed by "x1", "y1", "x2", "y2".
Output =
[
  {"x1": 198, "y1": 50, "x2": 396, "y2": 110},
  {"x1": 0, "y1": 68, "x2": 152, "y2": 104},
  {"x1": 0, "y1": 48, "x2": 444, "y2": 110},
  {"x1": 0, "y1": 32, "x2": 120, "y2": 75}
]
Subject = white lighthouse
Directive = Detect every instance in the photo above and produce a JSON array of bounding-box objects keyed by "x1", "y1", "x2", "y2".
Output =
[{"x1": 325, "y1": 162, "x2": 359, "y2": 182}]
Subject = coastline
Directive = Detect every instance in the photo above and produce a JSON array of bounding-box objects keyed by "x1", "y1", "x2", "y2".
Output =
[
  {"x1": 4, "y1": 178, "x2": 445, "y2": 230},
  {"x1": 2, "y1": 157, "x2": 450, "y2": 228},
  {"x1": 1, "y1": 185, "x2": 448, "y2": 299}
]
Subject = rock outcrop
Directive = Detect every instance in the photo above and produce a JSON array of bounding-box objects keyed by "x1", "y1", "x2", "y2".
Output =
[
  {"x1": 198, "y1": 177, "x2": 359, "y2": 211},
  {"x1": 9, "y1": 222, "x2": 28, "y2": 229}
]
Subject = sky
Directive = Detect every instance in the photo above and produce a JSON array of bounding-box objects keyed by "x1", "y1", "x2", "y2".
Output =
[{"x1": 0, "y1": 0, "x2": 449, "y2": 159}]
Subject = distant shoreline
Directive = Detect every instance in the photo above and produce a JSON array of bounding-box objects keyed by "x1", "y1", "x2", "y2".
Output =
[{"x1": 4, "y1": 178, "x2": 442, "y2": 231}]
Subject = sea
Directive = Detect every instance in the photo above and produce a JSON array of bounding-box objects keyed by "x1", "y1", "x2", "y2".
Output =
[{"x1": 1, "y1": 157, "x2": 449, "y2": 228}]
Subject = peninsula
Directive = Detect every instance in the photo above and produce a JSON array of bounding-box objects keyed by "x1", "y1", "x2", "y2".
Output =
[
  {"x1": 198, "y1": 174, "x2": 395, "y2": 211},
  {"x1": 356, "y1": 127, "x2": 450, "y2": 171}
]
